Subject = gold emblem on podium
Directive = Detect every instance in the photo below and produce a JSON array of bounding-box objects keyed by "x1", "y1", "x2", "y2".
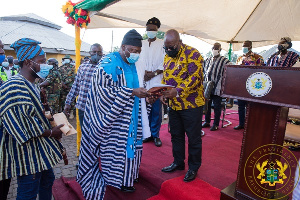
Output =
[
  {"x1": 246, "y1": 72, "x2": 272, "y2": 97},
  {"x1": 244, "y1": 144, "x2": 299, "y2": 199}
]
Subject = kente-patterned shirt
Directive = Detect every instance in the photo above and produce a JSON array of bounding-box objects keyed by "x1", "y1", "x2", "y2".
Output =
[
  {"x1": 236, "y1": 52, "x2": 264, "y2": 66},
  {"x1": 266, "y1": 51, "x2": 299, "y2": 67},
  {"x1": 162, "y1": 44, "x2": 205, "y2": 111}
]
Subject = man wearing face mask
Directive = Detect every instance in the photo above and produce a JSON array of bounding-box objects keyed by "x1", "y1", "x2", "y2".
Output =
[
  {"x1": 13, "y1": 59, "x2": 20, "y2": 72},
  {"x1": 235, "y1": 40, "x2": 264, "y2": 130},
  {"x1": 136, "y1": 17, "x2": 165, "y2": 147},
  {"x1": 40, "y1": 58, "x2": 62, "y2": 114},
  {"x1": 0, "y1": 57, "x2": 18, "y2": 82},
  {"x1": 0, "y1": 38, "x2": 64, "y2": 200},
  {"x1": 77, "y1": 30, "x2": 147, "y2": 199},
  {"x1": 267, "y1": 37, "x2": 299, "y2": 68},
  {"x1": 161, "y1": 29, "x2": 205, "y2": 183},
  {"x1": 64, "y1": 43, "x2": 103, "y2": 155},
  {"x1": 202, "y1": 43, "x2": 230, "y2": 131},
  {"x1": 59, "y1": 55, "x2": 76, "y2": 118}
]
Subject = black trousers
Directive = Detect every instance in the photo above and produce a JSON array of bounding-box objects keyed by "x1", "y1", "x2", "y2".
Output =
[
  {"x1": 205, "y1": 95, "x2": 222, "y2": 126},
  {"x1": 169, "y1": 106, "x2": 203, "y2": 171},
  {"x1": 0, "y1": 179, "x2": 11, "y2": 200},
  {"x1": 238, "y1": 100, "x2": 247, "y2": 126}
]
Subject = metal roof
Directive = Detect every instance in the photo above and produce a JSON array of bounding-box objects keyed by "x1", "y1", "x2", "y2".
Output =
[{"x1": 0, "y1": 13, "x2": 91, "y2": 56}]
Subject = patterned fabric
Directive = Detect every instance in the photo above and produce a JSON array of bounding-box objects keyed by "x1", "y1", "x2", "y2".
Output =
[
  {"x1": 10, "y1": 38, "x2": 45, "y2": 61},
  {"x1": 0, "y1": 74, "x2": 63, "y2": 181},
  {"x1": 45, "y1": 66, "x2": 62, "y2": 114},
  {"x1": 204, "y1": 56, "x2": 230, "y2": 96},
  {"x1": 77, "y1": 53, "x2": 143, "y2": 200},
  {"x1": 236, "y1": 52, "x2": 264, "y2": 66},
  {"x1": 162, "y1": 44, "x2": 205, "y2": 111},
  {"x1": 266, "y1": 51, "x2": 299, "y2": 67},
  {"x1": 59, "y1": 63, "x2": 76, "y2": 111},
  {"x1": 65, "y1": 62, "x2": 97, "y2": 111}
]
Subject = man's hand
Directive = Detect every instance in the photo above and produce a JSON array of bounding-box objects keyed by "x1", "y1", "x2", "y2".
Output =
[
  {"x1": 144, "y1": 70, "x2": 155, "y2": 82},
  {"x1": 132, "y1": 88, "x2": 148, "y2": 98},
  {"x1": 146, "y1": 96, "x2": 158, "y2": 104},
  {"x1": 159, "y1": 96, "x2": 168, "y2": 106},
  {"x1": 63, "y1": 104, "x2": 71, "y2": 118},
  {"x1": 51, "y1": 124, "x2": 64, "y2": 139},
  {"x1": 162, "y1": 88, "x2": 178, "y2": 99},
  {"x1": 43, "y1": 124, "x2": 64, "y2": 140}
]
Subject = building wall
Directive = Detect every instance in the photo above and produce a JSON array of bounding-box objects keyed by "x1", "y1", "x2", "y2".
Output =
[{"x1": 4, "y1": 50, "x2": 86, "y2": 66}]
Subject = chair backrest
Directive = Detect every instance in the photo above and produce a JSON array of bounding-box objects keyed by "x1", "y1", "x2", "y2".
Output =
[
  {"x1": 203, "y1": 81, "x2": 214, "y2": 114},
  {"x1": 203, "y1": 81, "x2": 214, "y2": 100}
]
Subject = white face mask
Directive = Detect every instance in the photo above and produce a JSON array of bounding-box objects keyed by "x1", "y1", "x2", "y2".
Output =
[
  {"x1": 147, "y1": 31, "x2": 157, "y2": 39},
  {"x1": 63, "y1": 59, "x2": 70, "y2": 64},
  {"x1": 2, "y1": 61, "x2": 9, "y2": 68},
  {"x1": 212, "y1": 50, "x2": 220, "y2": 56}
]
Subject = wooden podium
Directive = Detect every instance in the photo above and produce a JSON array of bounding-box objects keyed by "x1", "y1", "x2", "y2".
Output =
[{"x1": 220, "y1": 65, "x2": 300, "y2": 200}]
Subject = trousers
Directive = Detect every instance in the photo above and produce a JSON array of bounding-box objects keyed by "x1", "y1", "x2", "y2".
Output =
[
  {"x1": 169, "y1": 106, "x2": 203, "y2": 171},
  {"x1": 149, "y1": 99, "x2": 162, "y2": 138},
  {"x1": 205, "y1": 95, "x2": 222, "y2": 126}
]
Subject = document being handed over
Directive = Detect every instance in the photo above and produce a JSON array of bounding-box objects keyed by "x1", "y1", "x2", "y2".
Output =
[{"x1": 147, "y1": 83, "x2": 174, "y2": 98}]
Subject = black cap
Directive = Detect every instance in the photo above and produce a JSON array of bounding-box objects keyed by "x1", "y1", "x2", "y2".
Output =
[
  {"x1": 122, "y1": 29, "x2": 143, "y2": 47},
  {"x1": 146, "y1": 17, "x2": 161, "y2": 29}
]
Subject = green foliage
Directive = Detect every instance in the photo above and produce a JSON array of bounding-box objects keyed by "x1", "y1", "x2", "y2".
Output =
[
  {"x1": 142, "y1": 31, "x2": 165, "y2": 40},
  {"x1": 224, "y1": 52, "x2": 238, "y2": 63},
  {"x1": 112, "y1": 46, "x2": 119, "y2": 52}
]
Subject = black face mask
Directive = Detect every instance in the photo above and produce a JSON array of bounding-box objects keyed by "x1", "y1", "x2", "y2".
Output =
[
  {"x1": 165, "y1": 48, "x2": 179, "y2": 58},
  {"x1": 91, "y1": 54, "x2": 102, "y2": 64}
]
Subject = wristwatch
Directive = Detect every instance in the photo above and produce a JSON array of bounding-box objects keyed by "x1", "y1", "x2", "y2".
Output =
[{"x1": 154, "y1": 71, "x2": 158, "y2": 76}]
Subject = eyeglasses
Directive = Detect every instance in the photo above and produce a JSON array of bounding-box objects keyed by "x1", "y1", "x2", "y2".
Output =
[{"x1": 163, "y1": 42, "x2": 180, "y2": 51}]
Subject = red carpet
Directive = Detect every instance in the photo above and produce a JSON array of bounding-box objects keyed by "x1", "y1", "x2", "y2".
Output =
[
  {"x1": 53, "y1": 111, "x2": 249, "y2": 199},
  {"x1": 148, "y1": 175, "x2": 221, "y2": 200},
  {"x1": 103, "y1": 112, "x2": 244, "y2": 200}
]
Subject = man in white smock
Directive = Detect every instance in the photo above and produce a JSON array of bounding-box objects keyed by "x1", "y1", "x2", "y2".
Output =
[{"x1": 136, "y1": 17, "x2": 165, "y2": 147}]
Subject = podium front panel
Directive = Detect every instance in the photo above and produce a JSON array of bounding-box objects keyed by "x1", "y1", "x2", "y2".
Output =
[{"x1": 221, "y1": 65, "x2": 300, "y2": 109}]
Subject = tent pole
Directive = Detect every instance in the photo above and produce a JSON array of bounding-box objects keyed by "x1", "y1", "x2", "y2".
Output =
[
  {"x1": 75, "y1": 25, "x2": 82, "y2": 156},
  {"x1": 228, "y1": 42, "x2": 232, "y2": 61}
]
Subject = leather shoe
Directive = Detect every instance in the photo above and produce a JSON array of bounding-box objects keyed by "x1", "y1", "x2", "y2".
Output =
[
  {"x1": 210, "y1": 124, "x2": 218, "y2": 131},
  {"x1": 234, "y1": 125, "x2": 244, "y2": 130},
  {"x1": 183, "y1": 169, "x2": 197, "y2": 182},
  {"x1": 202, "y1": 122, "x2": 210, "y2": 128},
  {"x1": 121, "y1": 186, "x2": 136, "y2": 193},
  {"x1": 154, "y1": 138, "x2": 162, "y2": 147},
  {"x1": 143, "y1": 136, "x2": 153, "y2": 143},
  {"x1": 162, "y1": 163, "x2": 185, "y2": 173}
]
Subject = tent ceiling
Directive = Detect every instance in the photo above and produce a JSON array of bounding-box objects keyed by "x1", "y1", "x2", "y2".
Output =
[{"x1": 88, "y1": 0, "x2": 300, "y2": 50}]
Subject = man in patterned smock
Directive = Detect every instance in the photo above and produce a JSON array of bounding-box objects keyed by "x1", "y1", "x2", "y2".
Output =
[
  {"x1": 235, "y1": 40, "x2": 264, "y2": 130},
  {"x1": 77, "y1": 29, "x2": 147, "y2": 200},
  {"x1": 161, "y1": 29, "x2": 205, "y2": 183}
]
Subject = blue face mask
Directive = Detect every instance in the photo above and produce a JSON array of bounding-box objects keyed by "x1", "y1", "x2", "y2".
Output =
[
  {"x1": 30, "y1": 61, "x2": 53, "y2": 79},
  {"x1": 0, "y1": 55, "x2": 5, "y2": 64},
  {"x1": 14, "y1": 65, "x2": 19, "y2": 69},
  {"x1": 147, "y1": 31, "x2": 157, "y2": 39},
  {"x1": 125, "y1": 48, "x2": 140, "y2": 64},
  {"x1": 242, "y1": 47, "x2": 249, "y2": 54}
]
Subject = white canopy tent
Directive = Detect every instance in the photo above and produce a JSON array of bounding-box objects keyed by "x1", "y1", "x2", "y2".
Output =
[{"x1": 87, "y1": 0, "x2": 300, "y2": 51}]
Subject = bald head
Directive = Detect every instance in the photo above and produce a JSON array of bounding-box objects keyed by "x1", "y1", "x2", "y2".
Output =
[
  {"x1": 164, "y1": 29, "x2": 180, "y2": 44},
  {"x1": 164, "y1": 29, "x2": 182, "y2": 58}
]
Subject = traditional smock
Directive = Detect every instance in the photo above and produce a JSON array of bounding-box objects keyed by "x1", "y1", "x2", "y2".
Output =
[{"x1": 77, "y1": 52, "x2": 143, "y2": 200}]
